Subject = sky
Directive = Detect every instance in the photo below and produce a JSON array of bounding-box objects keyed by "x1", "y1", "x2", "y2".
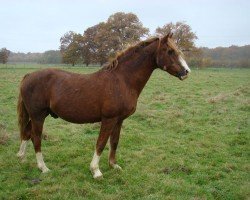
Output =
[{"x1": 0, "y1": 0, "x2": 250, "y2": 53}]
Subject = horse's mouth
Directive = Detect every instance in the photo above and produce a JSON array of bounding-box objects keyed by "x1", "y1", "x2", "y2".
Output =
[
  {"x1": 177, "y1": 70, "x2": 189, "y2": 81},
  {"x1": 178, "y1": 75, "x2": 188, "y2": 80}
]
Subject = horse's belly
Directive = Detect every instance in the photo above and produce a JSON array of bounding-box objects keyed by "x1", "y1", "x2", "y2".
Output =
[
  {"x1": 51, "y1": 103, "x2": 101, "y2": 124},
  {"x1": 60, "y1": 114, "x2": 101, "y2": 124}
]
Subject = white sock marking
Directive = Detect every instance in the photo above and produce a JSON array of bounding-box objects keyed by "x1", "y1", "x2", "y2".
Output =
[
  {"x1": 90, "y1": 150, "x2": 103, "y2": 179},
  {"x1": 17, "y1": 140, "x2": 28, "y2": 159},
  {"x1": 179, "y1": 55, "x2": 191, "y2": 72},
  {"x1": 36, "y1": 152, "x2": 49, "y2": 173}
]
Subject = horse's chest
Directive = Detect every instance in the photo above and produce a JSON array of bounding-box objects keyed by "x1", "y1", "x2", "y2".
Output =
[
  {"x1": 119, "y1": 95, "x2": 138, "y2": 118},
  {"x1": 102, "y1": 92, "x2": 137, "y2": 119},
  {"x1": 122, "y1": 104, "x2": 136, "y2": 118}
]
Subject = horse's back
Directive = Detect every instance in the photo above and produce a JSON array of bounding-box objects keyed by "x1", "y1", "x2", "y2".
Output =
[
  {"x1": 21, "y1": 68, "x2": 83, "y2": 90},
  {"x1": 21, "y1": 69, "x2": 66, "y2": 97}
]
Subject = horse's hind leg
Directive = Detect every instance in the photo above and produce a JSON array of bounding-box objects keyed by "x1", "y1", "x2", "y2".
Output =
[
  {"x1": 17, "y1": 121, "x2": 32, "y2": 160},
  {"x1": 109, "y1": 120, "x2": 123, "y2": 170},
  {"x1": 90, "y1": 118, "x2": 118, "y2": 179},
  {"x1": 30, "y1": 118, "x2": 50, "y2": 173}
]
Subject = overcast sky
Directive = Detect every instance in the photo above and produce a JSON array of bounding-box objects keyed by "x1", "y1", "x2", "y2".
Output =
[{"x1": 1, "y1": 0, "x2": 249, "y2": 53}]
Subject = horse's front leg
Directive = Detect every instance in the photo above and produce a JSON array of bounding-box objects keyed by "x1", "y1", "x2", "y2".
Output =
[
  {"x1": 109, "y1": 120, "x2": 123, "y2": 170},
  {"x1": 90, "y1": 118, "x2": 118, "y2": 179}
]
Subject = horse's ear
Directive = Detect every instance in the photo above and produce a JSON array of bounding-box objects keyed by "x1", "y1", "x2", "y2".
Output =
[
  {"x1": 169, "y1": 33, "x2": 173, "y2": 38},
  {"x1": 161, "y1": 33, "x2": 170, "y2": 43}
]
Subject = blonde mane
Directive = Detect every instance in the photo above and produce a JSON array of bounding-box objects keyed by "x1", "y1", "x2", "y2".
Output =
[{"x1": 102, "y1": 37, "x2": 159, "y2": 71}]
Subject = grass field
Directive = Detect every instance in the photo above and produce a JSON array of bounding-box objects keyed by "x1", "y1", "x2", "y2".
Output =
[{"x1": 0, "y1": 66, "x2": 249, "y2": 199}]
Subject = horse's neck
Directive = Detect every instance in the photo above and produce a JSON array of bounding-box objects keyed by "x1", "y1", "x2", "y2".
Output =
[{"x1": 116, "y1": 48, "x2": 157, "y2": 95}]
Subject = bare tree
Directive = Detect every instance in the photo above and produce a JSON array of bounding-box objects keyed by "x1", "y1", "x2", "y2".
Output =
[{"x1": 0, "y1": 48, "x2": 10, "y2": 64}]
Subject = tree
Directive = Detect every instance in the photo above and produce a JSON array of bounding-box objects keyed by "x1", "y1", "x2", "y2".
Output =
[
  {"x1": 80, "y1": 36, "x2": 91, "y2": 66},
  {"x1": 82, "y1": 23, "x2": 109, "y2": 66},
  {"x1": 106, "y1": 12, "x2": 149, "y2": 53},
  {"x1": 59, "y1": 12, "x2": 149, "y2": 66},
  {"x1": 82, "y1": 12, "x2": 150, "y2": 65},
  {"x1": 60, "y1": 32, "x2": 82, "y2": 66},
  {"x1": 60, "y1": 31, "x2": 75, "y2": 53},
  {"x1": 155, "y1": 21, "x2": 198, "y2": 51},
  {"x1": 0, "y1": 48, "x2": 10, "y2": 64}
]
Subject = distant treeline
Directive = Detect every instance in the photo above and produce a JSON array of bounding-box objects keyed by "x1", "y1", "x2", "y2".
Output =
[
  {"x1": 8, "y1": 45, "x2": 250, "y2": 68},
  {"x1": 198, "y1": 45, "x2": 250, "y2": 68},
  {"x1": 8, "y1": 50, "x2": 62, "y2": 64}
]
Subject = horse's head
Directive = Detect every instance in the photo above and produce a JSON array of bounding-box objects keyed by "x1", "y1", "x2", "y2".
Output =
[{"x1": 156, "y1": 33, "x2": 191, "y2": 80}]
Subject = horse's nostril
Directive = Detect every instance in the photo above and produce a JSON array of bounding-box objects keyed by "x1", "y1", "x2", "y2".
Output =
[{"x1": 185, "y1": 70, "x2": 189, "y2": 74}]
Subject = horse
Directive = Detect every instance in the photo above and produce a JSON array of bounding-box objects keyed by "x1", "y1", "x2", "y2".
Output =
[{"x1": 17, "y1": 33, "x2": 190, "y2": 179}]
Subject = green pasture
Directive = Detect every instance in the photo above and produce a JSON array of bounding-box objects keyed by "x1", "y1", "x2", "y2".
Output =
[{"x1": 0, "y1": 65, "x2": 249, "y2": 199}]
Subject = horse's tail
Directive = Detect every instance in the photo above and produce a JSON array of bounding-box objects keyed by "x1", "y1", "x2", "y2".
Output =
[{"x1": 17, "y1": 78, "x2": 29, "y2": 140}]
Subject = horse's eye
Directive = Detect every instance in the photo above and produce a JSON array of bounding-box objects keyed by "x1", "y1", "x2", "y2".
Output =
[{"x1": 168, "y1": 50, "x2": 174, "y2": 55}]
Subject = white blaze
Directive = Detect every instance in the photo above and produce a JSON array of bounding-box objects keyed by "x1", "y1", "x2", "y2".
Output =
[{"x1": 179, "y1": 55, "x2": 191, "y2": 72}]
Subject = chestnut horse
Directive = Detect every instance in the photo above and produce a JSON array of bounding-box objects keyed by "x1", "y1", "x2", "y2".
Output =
[{"x1": 17, "y1": 34, "x2": 190, "y2": 179}]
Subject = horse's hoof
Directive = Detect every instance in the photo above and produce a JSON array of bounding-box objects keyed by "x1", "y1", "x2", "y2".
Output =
[
  {"x1": 92, "y1": 169, "x2": 103, "y2": 179},
  {"x1": 17, "y1": 152, "x2": 26, "y2": 163},
  {"x1": 17, "y1": 152, "x2": 25, "y2": 160},
  {"x1": 110, "y1": 163, "x2": 122, "y2": 170},
  {"x1": 42, "y1": 169, "x2": 50, "y2": 173},
  {"x1": 93, "y1": 173, "x2": 103, "y2": 179},
  {"x1": 39, "y1": 166, "x2": 50, "y2": 173}
]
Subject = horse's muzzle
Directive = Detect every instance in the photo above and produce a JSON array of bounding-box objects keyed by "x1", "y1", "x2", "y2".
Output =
[{"x1": 177, "y1": 70, "x2": 189, "y2": 81}]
